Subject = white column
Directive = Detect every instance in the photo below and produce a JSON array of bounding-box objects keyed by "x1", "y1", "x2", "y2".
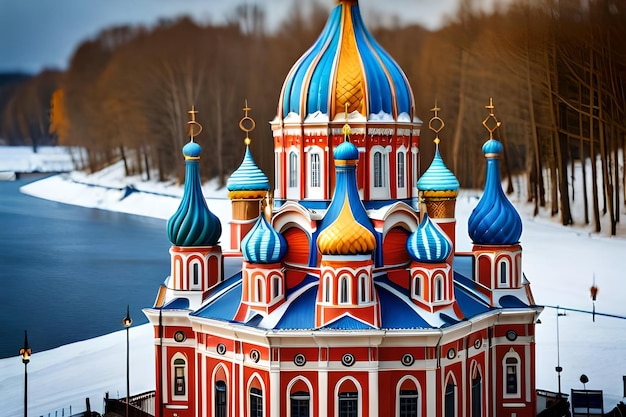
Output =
[
  {"x1": 368, "y1": 369, "x2": 378, "y2": 416},
  {"x1": 319, "y1": 369, "x2": 328, "y2": 416},
  {"x1": 270, "y1": 369, "x2": 280, "y2": 417},
  {"x1": 426, "y1": 368, "x2": 437, "y2": 416}
]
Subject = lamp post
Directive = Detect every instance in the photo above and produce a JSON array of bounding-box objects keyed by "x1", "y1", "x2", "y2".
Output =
[
  {"x1": 555, "y1": 306, "x2": 566, "y2": 397},
  {"x1": 122, "y1": 305, "x2": 133, "y2": 417},
  {"x1": 19, "y1": 330, "x2": 31, "y2": 417}
]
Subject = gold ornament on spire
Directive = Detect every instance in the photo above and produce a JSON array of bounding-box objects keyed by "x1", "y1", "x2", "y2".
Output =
[
  {"x1": 187, "y1": 105, "x2": 202, "y2": 141},
  {"x1": 482, "y1": 97, "x2": 501, "y2": 139},
  {"x1": 428, "y1": 101, "x2": 445, "y2": 145},
  {"x1": 239, "y1": 99, "x2": 256, "y2": 146},
  {"x1": 342, "y1": 102, "x2": 351, "y2": 141}
]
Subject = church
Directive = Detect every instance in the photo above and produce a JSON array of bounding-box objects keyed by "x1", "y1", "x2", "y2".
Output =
[{"x1": 143, "y1": 1, "x2": 542, "y2": 416}]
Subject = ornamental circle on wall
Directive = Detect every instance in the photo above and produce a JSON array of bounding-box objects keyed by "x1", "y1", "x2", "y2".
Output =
[
  {"x1": 474, "y1": 339, "x2": 482, "y2": 349},
  {"x1": 506, "y1": 330, "x2": 518, "y2": 341},
  {"x1": 250, "y1": 349, "x2": 261, "y2": 363},
  {"x1": 341, "y1": 353, "x2": 355, "y2": 367},
  {"x1": 446, "y1": 348, "x2": 456, "y2": 360},
  {"x1": 173, "y1": 331, "x2": 186, "y2": 343},
  {"x1": 294, "y1": 354, "x2": 306, "y2": 367},
  {"x1": 216, "y1": 343, "x2": 227, "y2": 355},
  {"x1": 401, "y1": 353, "x2": 415, "y2": 367}
]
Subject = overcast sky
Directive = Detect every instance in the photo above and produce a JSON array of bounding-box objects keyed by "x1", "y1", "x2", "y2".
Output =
[{"x1": 0, "y1": 0, "x2": 469, "y2": 74}]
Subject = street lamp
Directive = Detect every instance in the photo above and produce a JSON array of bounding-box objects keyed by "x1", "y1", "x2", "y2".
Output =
[
  {"x1": 555, "y1": 306, "x2": 567, "y2": 397},
  {"x1": 122, "y1": 305, "x2": 133, "y2": 417},
  {"x1": 19, "y1": 330, "x2": 31, "y2": 417}
]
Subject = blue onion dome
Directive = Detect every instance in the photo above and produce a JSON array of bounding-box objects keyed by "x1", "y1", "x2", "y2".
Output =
[
  {"x1": 317, "y1": 134, "x2": 376, "y2": 255},
  {"x1": 406, "y1": 213, "x2": 452, "y2": 263},
  {"x1": 278, "y1": 0, "x2": 415, "y2": 121},
  {"x1": 227, "y1": 145, "x2": 270, "y2": 199},
  {"x1": 241, "y1": 215, "x2": 287, "y2": 264},
  {"x1": 417, "y1": 142, "x2": 460, "y2": 193},
  {"x1": 468, "y1": 139, "x2": 522, "y2": 245},
  {"x1": 167, "y1": 140, "x2": 222, "y2": 246}
]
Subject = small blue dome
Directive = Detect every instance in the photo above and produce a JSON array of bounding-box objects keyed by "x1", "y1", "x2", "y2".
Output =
[
  {"x1": 182, "y1": 141, "x2": 202, "y2": 158},
  {"x1": 468, "y1": 139, "x2": 522, "y2": 245},
  {"x1": 406, "y1": 214, "x2": 452, "y2": 263},
  {"x1": 168, "y1": 141, "x2": 222, "y2": 246},
  {"x1": 334, "y1": 140, "x2": 359, "y2": 161},
  {"x1": 482, "y1": 139, "x2": 503, "y2": 155},
  {"x1": 227, "y1": 146, "x2": 270, "y2": 193},
  {"x1": 242, "y1": 215, "x2": 287, "y2": 264},
  {"x1": 417, "y1": 145, "x2": 459, "y2": 192}
]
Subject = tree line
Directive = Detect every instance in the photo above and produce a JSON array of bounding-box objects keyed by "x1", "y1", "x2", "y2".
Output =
[{"x1": 1, "y1": 0, "x2": 624, "y2": 234}]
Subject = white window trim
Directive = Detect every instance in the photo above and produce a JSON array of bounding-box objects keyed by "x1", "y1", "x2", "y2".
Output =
[
  {"x1": 274, "y1": 150, "x2": 282, "y2": 199},
  {"x1": 412, "y1": 274, "x2": 423, "y2": 300},
  {"x1": 370, "y1": 145, "x2": 391, "y2": 199},
  {"x1": 443, "y1": 373, "x2": 458, "y2": 417},
  {"x1": 323, "y1": 274, "x2": 333, "y2": 304},
  {"x1": 397, "y1": 146, "x2": 408, "y2": 198},
  {"x1": 411, "y1": 146, "x2": 419, "y2": 196},
  {"x1": 286, "y1": 377, "x2": 314, "y2": 417},
  {"x1": 211, "y1": 364, "x2": 229, "y2": 417},
  {"x1": 396, "y1": 375, "x2": 422, "y2": 417},
  {"x1": 246, "y1": 374, "x2": 267, "y2": 417},
  {"x1": 271, "y1": 274, "x2": 282, "y2": 299},
  {"x1": 189, "y1": 259, "x2": 202, "y2": 290},
  {"x1": 503, "y1": 350, "x2": 522, "y2": 399},
  {"x1": 287, "y1": 148, "x2": 300, "y2": 200},
  {"x1": 358, "y1": 274, "x2": 370, "y2": 304},
  {"x1": 434, "y1": 274, "x2": 444, "y2": 302},
  {"x1": 498, "y1": 258, "x2": 510, "y2": 288},
  {"x1": 334, "y1": 376, "x2": 362, "y2": 417},
  {"x1": 305, "y1": 146, "x2": 324, "y2": 199},
  {"x1": 171, "y1": 353, "x2": 188, "y2": 401},
  {"x1": 339, "y1": 275, "x2": 351, "y2": 305}
]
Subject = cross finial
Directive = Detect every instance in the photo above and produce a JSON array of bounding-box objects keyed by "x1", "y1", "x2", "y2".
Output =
[
  {"x1": 482, "y1": 97, "x2": 501, "y2": 140},
  {"x1": 187, "y1": 105, "x2": 202, "y2": 141},
  {"x1": 342, "y1": 102, "x2": 351, "y2": 141},
  {"x1": 428, "y1": 100, "x2": 445, "y2": 145},
  {"x1": 239, "y1": 99, "x2": 256, "y2": 146}
]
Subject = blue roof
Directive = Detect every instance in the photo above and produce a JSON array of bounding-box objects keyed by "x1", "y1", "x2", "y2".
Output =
[
  {"x1": 499, "y1": 295, "x2": 529, "y2": 308},
  {"x1": 417, "y1": 145, "x2": 459, "y2": 192},
  {"x1": 279, "y1": 1, "x2": 414, "y2": 120},
  {"x1": 162, "y1": 298, "x2": 190, "y2": 310},
  {"x1": 274, "y1": 285, "x2": 318, "y2": 330},
  {"x1": 468, "y1": 138, "x2": 522, "y2": 245},
  {"x1": 454, "y1": 284, "x2": 491, "y2": 318},
  {"x1": 377, "y1": 285, "x2": 432, "y2": 329},
  {"x1": 192, "y1": 277, "x2": 242, "y2": 321},
  {"x1": 321, "y1": 315, "x2": 376, "y2": 330},
  {"x1": 227, "y1": 146, "x2": 270, "y2": 192}
]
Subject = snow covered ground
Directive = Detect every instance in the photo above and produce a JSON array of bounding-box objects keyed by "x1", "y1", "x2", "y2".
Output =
[{"x1": 1, "y1": 147, "x2": 625, "y2": 416}]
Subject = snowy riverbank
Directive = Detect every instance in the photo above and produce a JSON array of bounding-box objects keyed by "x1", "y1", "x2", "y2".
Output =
[{"x1": 2, "y1": 149, "x2": 625, "y2": 416}]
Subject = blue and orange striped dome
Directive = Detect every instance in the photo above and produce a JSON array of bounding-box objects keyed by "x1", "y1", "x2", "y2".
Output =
[
  {"x1": 227, "y1": 145, "x2": 270, "y2": 199},
  {"x1": 406, "y1": 214, "x2": 452, "y2": 263},
  {"x1": 278, "y1": 0, "x2": 415, "y2": 121}
]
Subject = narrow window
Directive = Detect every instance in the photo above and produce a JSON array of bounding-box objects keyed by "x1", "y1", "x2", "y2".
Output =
[
  {"x1": 173, "y1": 358, "x2": 186, "y2": 396},
  {"x1": 444, "y1": 382, "x2": 456, "y2": 417},
  {"x1": 289, "y1": 152, "x2": 298, "y2": 188},
  {"x1": 338, "y1": 392, "x2": 358, "y2": 417},
  {"x1": 506, "y1": 357, "x2": 519, "y2": 395},
  {"x1": 290, "y1": 391, "x2": 310, "y2": 417},
  {"x1": 215, "y1": 380, "x2": 227, "y2": 417},
  {"x1": 399, "y1": 390, "x2": 418, "y2": 417},
  {"x1": 413, "y1": 276, "x2": 421, "y2": 297},
  {"x1": 471, "y1": 371, "x2": 482, "y2": 417},
  {"x1": 435, "y1": 276, "x2": 443, "y2": 301},
  {"x1": 310, "y1": 153, "x2": 320, "y2": 188},
  {"x1": 256, "y1": 277, "x2": 264, "y2": 303},
  {"x1": 192, "y1": 263, "x2": 199, "y2": 286},
  {"x1": 499, "y1": 261, "x2": 508, "y2": 286},
  {"x1": 272, "y1": 276, "x2": 281, "y2": 299},
  {"x1": 340, "y1": 277, "x2": 349, "y2": 304},
  {"x1": 374, "y1": 152, "x2": 383, "y2": 188},
  {"x1": 359, "y1": 275, "x2": 368, "y2": 303},
  {"x1": 250, "y1": 387, "x2": 263, "y2": 417},
  {"x1": 324, "y1": 275, "x2": 332, "y2": 303},
  {"x1": 397, "y1": 152, "x2": 405, "y2": 189}
]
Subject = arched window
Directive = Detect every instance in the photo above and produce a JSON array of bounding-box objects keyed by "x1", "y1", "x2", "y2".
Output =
[
  {"x1": 172, "y1": 357, "x2": 186, "y2": 397},
  {"x1": 215, "y1": 380, "x2": 227, "y2": 417},
  {"x1": 255, "y1": 276, "x2": 265, "y2": 303},
  {"x1": 274, "y1": 151, "x2": 282, "y2": 194},
  {"x1": 289, "y1": 152, "x2": 298, "y2": 189},
  {"x1": 290, "y1": 391, "x2": 310, "y2": 417},
  {"x1": 340, "y1": 276, "x2": 350, "y2": 304},
  {"x1": 324, "y1": 275, "x2": 332, "y2": 303},
  {"x1": 397, "y1": 151, "x2": 405, "y2": 189},
  {"x1": 471, "y1": 363, "x2": 482, "y2": 417},
  {"x1": 412, "y1": 148, "x2": 418, "y2": 190},
  {"x1": 250, "y1": 387, "x2": 263, "y2": 417},
  {"x1": 358, "y1": 274, "x2": 369, "y2": 304},
  {"x1": 412, "y1": 276, "x2": 422, "y2": 298},
  {"x1": 338, "y1": 392, "x2": 358, "y2": 417},
  {"x1": 444, "y1": 380, "x2": 456, "y2": 417},
  {"x1": 396, "y1": 377, "x2": 420, "y2": 417},
  {"x1": 499, "y1": 259, "x2": 509, "y2": 287},
  {"x1": 272, "y1": 275, "x2": 282, "y2": 299},
  {"x1": 435, "y1": 276, "x2": 444, "y2": 301},
  {"x1": 373, "y1": 151, "x2": 385, "y2": 188},
  {"x1": 504, "y1": 354, "x2": 521, "y2": 396},
  {"x1": 192, "y1": 262, "x2": 200, "y2": 287}
]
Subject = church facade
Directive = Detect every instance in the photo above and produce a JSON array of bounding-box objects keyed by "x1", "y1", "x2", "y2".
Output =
[{"x1": 143, "y1": 1, "x2": 542, "y2": 416}]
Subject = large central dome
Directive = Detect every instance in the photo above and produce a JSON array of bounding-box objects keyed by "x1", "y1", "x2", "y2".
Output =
[{"x1": 278, "y1": 0, "x2": 415, "y2": 122}]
